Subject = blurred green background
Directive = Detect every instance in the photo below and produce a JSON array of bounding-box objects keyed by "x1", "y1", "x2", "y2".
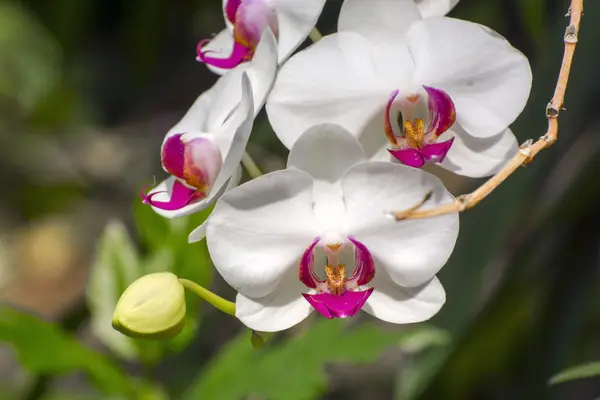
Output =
[{"x1": 0, "y1": 0, "x2": 598, "y2": 399}]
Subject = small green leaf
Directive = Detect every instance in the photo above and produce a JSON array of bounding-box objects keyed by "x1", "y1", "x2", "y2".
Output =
[
  {"x1": 86, "y1": 220, "x2": 141, "y2": 360},
  {"x1": 184, "y1": 320, "x2": 445, "y2": 400},
  {"x1": 549, "y1": 361, "x2": 600, "y2": 385},
  {"x1": 0, "y1": 305, "x2": 133, "y2": 396}
]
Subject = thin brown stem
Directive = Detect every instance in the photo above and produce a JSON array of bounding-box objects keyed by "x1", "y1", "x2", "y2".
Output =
[{"x1": 392, "y1": 0, "x2": 583, "y2": 221}]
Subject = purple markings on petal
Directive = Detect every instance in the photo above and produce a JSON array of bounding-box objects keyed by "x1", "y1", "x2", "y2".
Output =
[
  {"x1": 421, "y1": 137, "x2": 455, "y2": 163},
  {"x1": 161, "y1": 134, "x2": 186, "y2": 178},
  {"x1": 388, "y1": 147, "x2": 425, "y2": 168},
  {"x1": 161, "y1": 134, "x2": 222, "y2": 195},
  {"x1": 142, "y1": 180, "x2": 203, "y2": 211},
  {"x1": 347, "y1": 237, "x2": 375, "y2": 286},
  {"x1": 225, "y1": 0, "x2": 242, "y2": 24},
  {"x1": 196, "y1": 41, "x2": 253, "y2": 69},
  {"x1": 424, "y1": 86, "x2": 456, "y2": 138},
  {"x1": 302, "y1": 288, "x2": 374, "y2": 319},
  {"x1": 299, "y1": 237, "x2": 322, "y2": 289}
]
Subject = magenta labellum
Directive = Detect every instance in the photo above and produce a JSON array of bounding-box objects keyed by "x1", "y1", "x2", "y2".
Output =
[
  {"x1": 299, "y1": 236, "x2": 376, "y2": 319},
  {"x1": 384, "y1": 86, "x2": 457, "y2": 168},
  {"x1": 197, "y1": 0, "x2": 279, "y2": 70},
  {"x1": 142, "y1": 134, "x2": 222, "y2": 211}
]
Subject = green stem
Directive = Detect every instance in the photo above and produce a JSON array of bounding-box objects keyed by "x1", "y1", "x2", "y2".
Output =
[
  {"x1": 178, "y1": 279, "x2": 236, "y2": 316},
  {"x1": 309, "y1": 27, "x2": 323, "y2": 42},
  {"x1": 241, "y1": 151, "x2": 263, "y2": 179}
]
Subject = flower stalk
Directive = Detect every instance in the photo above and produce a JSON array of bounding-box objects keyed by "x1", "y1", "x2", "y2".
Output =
[
  {"x1": 392, "y1": 0, "x2": 584, "y2": 221},
  {"x1": 178, "y1": 278, "x2": 236, "y2": 316}
]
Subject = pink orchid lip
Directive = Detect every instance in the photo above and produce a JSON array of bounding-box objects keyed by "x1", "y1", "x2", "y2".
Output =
[
  {"x1": 142, "y1": 179, "x2": 204, "y2": 211},
  {"x1": 196, "y1": 0, "x2": 277, "y2": 70},
  {"x1": 142, "y1": 133, "x2": 222, "y2": 211},
  {"x1": 423, "y1": 86, "x2": 456, "y2": 138},
  {"x1": 299, "y1": 236, "x2": 376, "y2": 318},
  {"x1": 388, "y1": 137, "x2": 455, "y2": 168},
  {"x1": 196, "y1": 41, "x2": 253, "y2": 70},
  {"x1": 303, "y1": 288, "x2": 374, "y2": 319}
]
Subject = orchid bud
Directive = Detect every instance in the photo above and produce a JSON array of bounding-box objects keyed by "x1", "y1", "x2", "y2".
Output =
[
  {"x1": 161, "y1": 134, "x2": 222, "y2": 199},
  {"x1": 112, "y1": 272, "x2": 186, "y2": 340}
]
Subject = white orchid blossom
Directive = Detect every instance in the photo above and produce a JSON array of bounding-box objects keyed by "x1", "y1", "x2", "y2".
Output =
[
  {"x1": 197, "y1": 0, "x2": 326, "y2": 75},
  {"x1": 415, "y1": 0, "x2": 460, "y2": 18},
  {"x1": 205, "y1": 125, "x2": 459, "y2": 332},
  {"x1": 142, "y1": 30, "x2": 277, "y2": 218},
  {"x1": 266, "y1": 0, "x2": 532, "y2": 178}
]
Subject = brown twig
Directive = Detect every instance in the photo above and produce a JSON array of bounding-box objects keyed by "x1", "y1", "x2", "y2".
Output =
[{"x1": 392, "y1": 0, "x2": 583, "y2": 221}]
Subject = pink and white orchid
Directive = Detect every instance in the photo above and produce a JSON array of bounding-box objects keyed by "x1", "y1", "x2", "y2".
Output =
[
  {"x1": 266, "y1": 0, "x2": 532, "y2": 178},
  {"x1": 142, "y1": 31, "x2": 277, "y2": 218},
  {"x1": 205, "y1": 125, "x2": 459, "y2": 332},
  {"x1": 197, "y1": 0, "x2": 326, "y2": 75}
]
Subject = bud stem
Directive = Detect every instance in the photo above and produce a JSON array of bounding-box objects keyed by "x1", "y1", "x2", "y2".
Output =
[
  {"x1": 309, "y1": 28, "x2": 323, "y2": 42},
  {"x1": 241, "y1": 151, "x2": 263, "y2": 179},
  {"x1": 178, "y1": 279, "x2": 236, "y2": 316}
]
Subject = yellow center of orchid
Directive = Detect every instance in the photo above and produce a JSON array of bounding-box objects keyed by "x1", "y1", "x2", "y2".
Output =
[{"x1": 403, "y1": 118, "x2": 426, "y2": 149}]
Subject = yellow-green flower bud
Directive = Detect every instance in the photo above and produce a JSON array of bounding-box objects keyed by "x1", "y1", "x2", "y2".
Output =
[{"x1": 112, "y1": 272, "x2": 186, "y2": 340}]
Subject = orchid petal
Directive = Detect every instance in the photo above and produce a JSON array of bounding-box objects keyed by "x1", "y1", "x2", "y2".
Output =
[
  {"x1": 267, "y1": 32, "x2": 388, "y2": 150},
  {"x1": 415, "y1": 0, "x2": 460, "y2": 18},
  {"x1": 207, "y1": 169, "x2": 319, "y2": 298},
  {"x1": 408, "y1": 17, "x2": 532, "y2": 137},
  {"x1": 439, "y1": 125, "x2": 518, "y2": 178},
  {"x1": 287, "y1": 124, "x2": 365, "y2": 231},
  {"x1": 364, "y1": 271, "x2": 445, "y2": 324},
  {"x1": 235, "y1": 269, "x2": 313, "y2": 332},
  {"x1": 388, "y1": 148, "x2": 425, "y2": 168},
  {"x1": 270, "y1": 0, "x2": 326, "y2": 63},
  {"x1": 339, "y1": 0, "x2": 421, "y2": 45},
  {"x1": 341, "y1": 162, "x2": 459, "y2": 287}
]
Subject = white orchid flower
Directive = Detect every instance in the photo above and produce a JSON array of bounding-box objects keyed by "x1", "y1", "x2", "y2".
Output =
[
  {"x1": 205, "y1": 124, "x2": 459, "y2": 332},
  {"x1": 142, "y1": 30, "x2": 277, "y2": 218},
  {"x1": 266, "y1": 0, "x2": 532, "y2": 178},
  {"x1": 197, "y1": 0, "x2": 326, "y2": 75},
  {"x1": 415, "y1": 0, "x2": 460, "y2": 18}
]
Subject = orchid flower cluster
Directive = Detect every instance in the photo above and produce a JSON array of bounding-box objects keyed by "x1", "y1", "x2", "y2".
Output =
[{"x1": 113, "y1": 0, "x2": 533, "y2": 337}]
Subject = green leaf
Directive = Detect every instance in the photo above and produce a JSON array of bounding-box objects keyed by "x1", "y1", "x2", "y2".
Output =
[
  {"x1": 184, "y1": 320, "x2": 445, "y2": 400},
  {"x1": 549, "y1": 361, "x2": 600, "y2": 385},
  {"x1": 0, "y1": 305, "x2": 133, "y2": 396},
  {"x1": 86, "y1": 220, "x2": 141, "y2": 360},
  {"x1": 0, "y1": 3, "x2": 62, "y2": 112}
]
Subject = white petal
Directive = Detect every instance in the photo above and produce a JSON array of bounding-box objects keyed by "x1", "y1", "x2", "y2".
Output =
[
  {"x1": 440, "y1": 125, "x2": 518, "y2": 178},
  {"x1": 187, "y1": 165, "x2": 241, "y2": 243},
  {"x1": 341, "y1": 162, "x2": 459, "y2": 287},
  {"x1": 199, "y1": 29, "x2": 235, "y2": 77},
  {"x1": 364, "y1": 272, "x2": 445, "y2": 324},
  {"x1": 207, "y1": 169, "x2": 318, "y2": 298},
  {"x1": 415, "y1": 0, "x2": 460, "y2": 18},
  {"x1": 339, "y1": 0, "x2": 421, "y2": 45},
  {"x1": 237, "y1": 28, "x2": 278, "y2": 115},
  {"x1": 267, "y1": 32, "x2": 388, "y2": 149},
  {"x1": 235, "y1": 268, "x2": 313, "y2": 332},
  {"x1": 408, "y1": 17, "x2": 532, "y2": 137},
  {"x1": 208, "y1": 73, "x2": 255, "y2": 201},
  {"x1": 287, "y1": 124, "x2": 365, "y2": 184},
  {"x1": 287, "y1": 124, "x2": 365, "y2": 232},
  {"x1": 270, "y1": 0, "x2": 326, "y2": 63}
]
